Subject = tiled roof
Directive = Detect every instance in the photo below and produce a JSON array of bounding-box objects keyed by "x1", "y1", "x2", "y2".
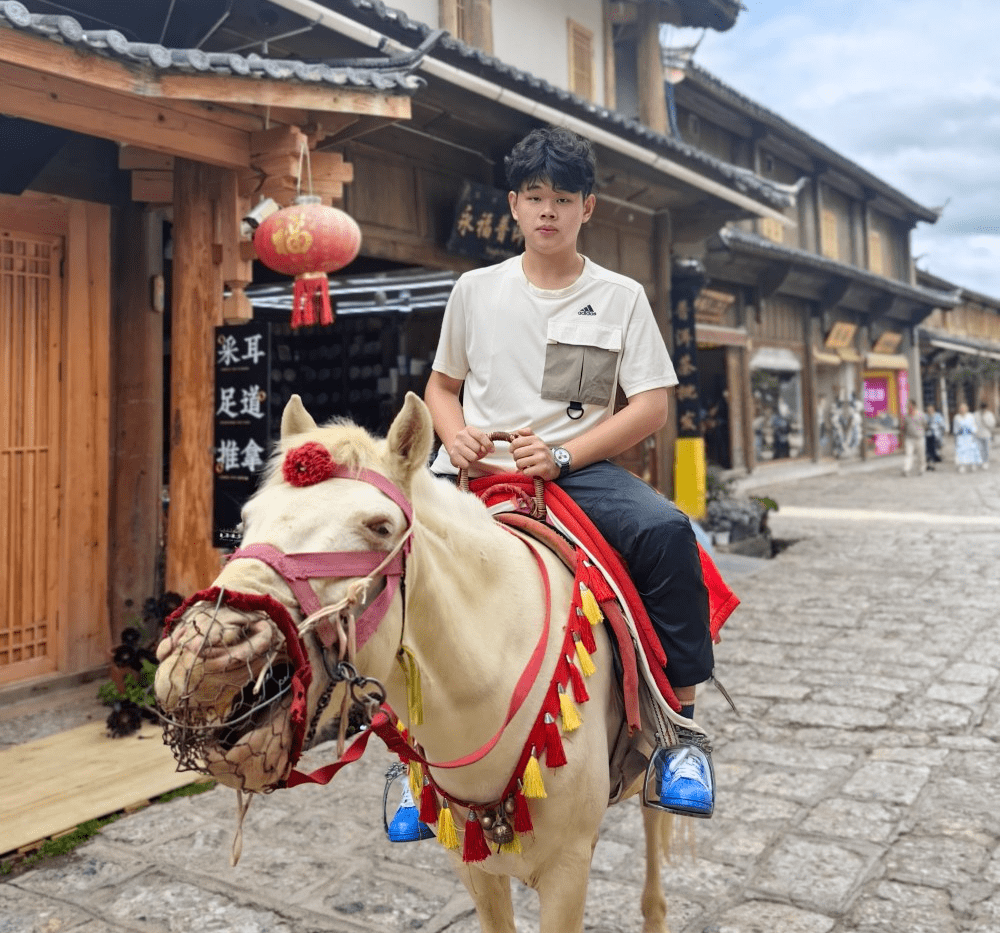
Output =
[
  {"x1": 331, "y1": 0, "x2": 793, "y2": 210},
  {"x1": 714, "y1": 227, "x2": 960, "y2": 309},
  {"x1": 684, "y1": 64, "x2": 939, "y2": 223},
  {"x1": 0, "y1": 0, "x2": 424, "y2": 93}
]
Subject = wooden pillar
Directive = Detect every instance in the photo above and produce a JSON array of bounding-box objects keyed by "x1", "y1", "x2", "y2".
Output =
[
  {"x1": 109, "y1": 205, "x2": 164, "y2": 642},
  {"x1": 637, "y1": 5, "x2": 668, "y2": 135},
  {"x1": 62, "y1": 200, "x2": 112, "y2": 672},
  {"x1": 805, "y1": 313, "x2": 821, "y2": 461},
  {"x1": 725, "y1": 345, "x2": 745, "y2": 469},
  {"x1": 652, "y1": 211, "x2": 675, "y2": 497},
  {"x1": 167, "y1": 160, "x2": 224, "y2": 596}
]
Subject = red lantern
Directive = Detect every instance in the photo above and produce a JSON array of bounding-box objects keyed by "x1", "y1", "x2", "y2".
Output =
[{"x1": 253, "y1": 195, "x2": 362, "y2": 328}]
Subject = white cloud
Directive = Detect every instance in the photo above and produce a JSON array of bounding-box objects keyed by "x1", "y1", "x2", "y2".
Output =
[{"x1": 693, "y1": 0, "x2": 1000, "y2": 297}]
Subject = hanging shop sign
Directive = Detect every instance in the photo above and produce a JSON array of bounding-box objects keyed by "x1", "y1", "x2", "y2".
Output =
[
  {"x1": 871, "y1": 330, "x2": 902, "y2": 354},
  {"x1": 213, "y1": 322, "x2": 272, "y2": 547},
  {"x1": 446, "y1": 180, "x2": 524, "y2": 263},
  {"x1": 693, "y1": 288, "x2": 735, "y2": 326},
  {"x1": 825, "y1": 321, "x2": 857, "y2": 349}
]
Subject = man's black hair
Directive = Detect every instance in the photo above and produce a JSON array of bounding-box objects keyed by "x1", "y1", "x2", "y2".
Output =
[{"x1": 504, "y1": 126, "x2": 596, "y2": 198}]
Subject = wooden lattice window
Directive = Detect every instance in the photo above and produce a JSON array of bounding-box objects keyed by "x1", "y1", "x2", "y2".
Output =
[
  {"x1": 1, "y1": 231, "x2": 63, "y2": 682},
  {"x1": 440, "y1": 0, "x2": 493, "y2": 53},
  {"x1": 868, "y1": 229, "x2": 885, "y2": 276},
  {"x1": 760, "y1": 216, "x2": 784, "y2": 244},
  {"x1": 568, "y1": 19, "x2": 595, "y2": 101},
  {"x1": 820, "y1": 208, "x2": 840, "y2": 260}
]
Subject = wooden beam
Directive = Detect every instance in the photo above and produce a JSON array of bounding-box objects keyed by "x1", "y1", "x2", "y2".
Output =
[
  {"x1": 158, "y1": 74, "x2": 413, "y2": 118},
  {"x1": 131, "y1": 170, "x2": 174, "y2": 204},
  {"x1": 820, "y1": 275, "x2": 852, "y2": 311},
  {"x1": 757, "y1": 261, "x2": 792, "y2": 299},
  {"x1": 0, "y1": 28, "x2": 412, "y2": 118},
  {"x1": 0, "y1": 62, "x2": 250, "y2": 168},
  {"x1": 119, "y1": 147, "x2": 176, "y2": 171}
]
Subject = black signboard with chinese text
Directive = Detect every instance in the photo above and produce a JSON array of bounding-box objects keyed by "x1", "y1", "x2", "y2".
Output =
[
  {"x1": 213, "y1": 322, "x2": 271, "y2": 548},
  {"x1": 671, "y1": 267, "x2": 706, "y2": 438},
  {"x1": 446, "y1": 180, "x2": 523, "y2": 263}
]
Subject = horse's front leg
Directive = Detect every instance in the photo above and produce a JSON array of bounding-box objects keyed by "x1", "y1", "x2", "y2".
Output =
[
  {"x1": 641, "y1": 807, "x2": 670, "y2": 933},
  {"x1": 455, "y1": 863, "x2": 516, "y2": 933},
  {"x1": 534, "y1": 840, "x2": 596, "y2": 933}
]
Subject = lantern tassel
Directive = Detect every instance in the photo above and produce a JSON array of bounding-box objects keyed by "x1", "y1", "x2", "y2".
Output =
[{"x1": 292, "y1": 272, "x2": 333, "y2": 328}]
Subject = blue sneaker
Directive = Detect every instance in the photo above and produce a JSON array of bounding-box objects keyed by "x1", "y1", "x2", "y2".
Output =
[
  {"x1": 658, "y1": 742, "x2": 714, "y2": 817},
  {"x1": 386, "y1": 782, "x2": 435, "y2": 842}
]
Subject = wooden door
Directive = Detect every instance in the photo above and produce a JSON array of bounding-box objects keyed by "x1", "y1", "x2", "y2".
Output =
[{"x1": 0, "y1": 228, "x2": 63, "y2": 685}]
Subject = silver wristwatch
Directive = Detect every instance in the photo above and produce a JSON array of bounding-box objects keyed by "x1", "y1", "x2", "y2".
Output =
[{"x1": 551, "y1": 446, "x2": 572, "y2": 479}]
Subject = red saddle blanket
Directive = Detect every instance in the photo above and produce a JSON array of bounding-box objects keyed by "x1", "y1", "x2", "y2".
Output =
[{"x1": 470, "y1": 474, "x2": 739, "y2": 721}]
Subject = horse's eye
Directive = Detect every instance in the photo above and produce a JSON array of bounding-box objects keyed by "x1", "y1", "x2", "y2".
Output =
[{"x1": 365, "y1": 518, "x2": 392, "y2": 538}]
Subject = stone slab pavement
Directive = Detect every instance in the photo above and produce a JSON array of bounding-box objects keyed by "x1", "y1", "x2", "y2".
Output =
[{"x1": 3, "y1": 463, "x2": 1000, "y2": 933}]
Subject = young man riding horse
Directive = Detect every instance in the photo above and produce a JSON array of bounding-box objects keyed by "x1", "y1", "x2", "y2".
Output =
[{"x1": 422, "y1": 126, "x2": 716, "y2": 823}]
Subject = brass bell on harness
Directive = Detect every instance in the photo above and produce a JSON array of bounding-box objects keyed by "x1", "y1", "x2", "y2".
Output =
[{"x1": 491, "y1": 817, "x2": 515, "y2": 848}]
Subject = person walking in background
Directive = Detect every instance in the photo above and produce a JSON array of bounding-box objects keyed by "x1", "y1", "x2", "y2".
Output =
[
  {"x1": 925, "y1": 403, "x2": 945, "y2": 469},
  {"x1": 953, "y1": 402, "x2": 982, "y2": 474},
  {"x1": 974, "y1": 401, "x2": 996, "y2": 470},
  {"x1": 902, "y1": 398, "x2": 927, "y2": 477}
]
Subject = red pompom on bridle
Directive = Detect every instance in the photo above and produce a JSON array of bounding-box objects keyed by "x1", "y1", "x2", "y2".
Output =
[{"x1": 282, "y1": 442, "x2": 336, "y2": 487}]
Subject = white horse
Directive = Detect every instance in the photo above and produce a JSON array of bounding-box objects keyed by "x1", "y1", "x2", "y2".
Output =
[{"x1": 155, "y1": 392, "x2": 680, "y2": 933}]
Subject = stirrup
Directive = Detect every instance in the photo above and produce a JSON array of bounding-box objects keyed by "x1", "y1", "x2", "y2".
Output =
[
  {"x1": 383, "y1": 763, "x2": 434, "y2": 842},
  {"x1": 642, "y1": 736, "x2": 715, "y2": 819}
]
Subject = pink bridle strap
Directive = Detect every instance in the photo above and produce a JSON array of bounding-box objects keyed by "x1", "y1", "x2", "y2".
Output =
[{"x1": 228, "y1": 466, "x2": 413, "y2": 653}]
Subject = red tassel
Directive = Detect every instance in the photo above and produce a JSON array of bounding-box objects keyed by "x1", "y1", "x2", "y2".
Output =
[
  {"x1": 580, "y1": 615, "x2": 597, "y2": 654},
  {"x1": 292, "y1": 273, "x2": 333, "y2": 328},
  {"x1": 512, "y1": 791, "x2": 533, "y2": 833},
  {"x1": 543, "y1": 714, "x2": 567, "y2": 767},
  {"x1": 584, "y1": 560, "x2": 616, "y2": 604},
  {"x1": 419, "y1": 782, "x2": 439, "y2": 824},
  {"x1": 567, "y1": 654, "x2": 590, "y2": 703},
  {"x1": 462, "y1": 812, "x2": 491, "y2": 863}
]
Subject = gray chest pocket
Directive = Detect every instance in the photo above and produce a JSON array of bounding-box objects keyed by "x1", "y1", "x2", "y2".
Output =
[{"x1": 541, "y1": 321, "x2": 623, "y2": 407}]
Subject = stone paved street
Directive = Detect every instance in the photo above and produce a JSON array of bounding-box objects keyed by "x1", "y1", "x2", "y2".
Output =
[{"x1": 3, "y1": 460, "x2": 999, "y2": 933}]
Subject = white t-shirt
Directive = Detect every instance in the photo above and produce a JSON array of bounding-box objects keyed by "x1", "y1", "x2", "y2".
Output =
[{"x1": 430, "y1": 255, "x2": 677, "y2": 474}]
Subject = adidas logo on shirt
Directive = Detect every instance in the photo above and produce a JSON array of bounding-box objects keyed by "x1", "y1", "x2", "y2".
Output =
[{"x1": 577, "y1": 304, "x2": 597, "y2": 316}]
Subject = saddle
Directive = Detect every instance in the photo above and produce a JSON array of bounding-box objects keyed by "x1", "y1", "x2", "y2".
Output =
[{"x1": 469, "y1": 474, "x2": 738, "y2": 803}]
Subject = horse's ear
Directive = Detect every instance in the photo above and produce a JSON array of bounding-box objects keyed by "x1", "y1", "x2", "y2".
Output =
[
  {"x1": 387, "y1": 392, "x2": 433, "y2": 480},
  {"x1": 281, "y1": 394, "x2": 318, "y2": 439}
]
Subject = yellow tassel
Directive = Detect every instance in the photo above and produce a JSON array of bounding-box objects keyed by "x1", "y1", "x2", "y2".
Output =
[
  {"x1": 499, "y1": 834, "x2": 523, "y2": 855},
  {"x1": 408, "y1": 761, "x2": 423, "y2": 799},
  {"x1": 574, "y1": 634, "x2": 596, "y2": 677},
  {"x1": 437, "y1": 803, "x2": 460, "y2": 850},
  {"x1": 559, "y1": 689, "x2": 582, "y2": 732},
  {"x1": 580, "y1": 583, "x2": 603, "y2": 627},
  {"x1": 522, "y1": 750, "x2": 547, "y2": 799},
  {"x1": 396, "y1": 646, "x2": 424, "y2": 726}
]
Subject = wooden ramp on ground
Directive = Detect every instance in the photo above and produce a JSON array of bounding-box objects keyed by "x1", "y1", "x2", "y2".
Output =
[{"x1": 1, "y1": 721, "x2": 194, "y2": 854}]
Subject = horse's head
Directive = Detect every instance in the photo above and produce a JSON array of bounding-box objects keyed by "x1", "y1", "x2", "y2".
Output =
[{"x1": 154, "y1": 391, "x2": 433, "y2": 792}]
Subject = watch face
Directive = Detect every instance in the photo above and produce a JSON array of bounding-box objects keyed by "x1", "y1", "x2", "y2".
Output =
[{"x1": 554, "y1": 447, "x2": 571, "y2": 466}]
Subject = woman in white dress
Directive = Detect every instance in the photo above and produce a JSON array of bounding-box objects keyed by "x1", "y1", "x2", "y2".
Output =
[{"x1": 953, "y1": 402, "x2": 982, "y2": 473}]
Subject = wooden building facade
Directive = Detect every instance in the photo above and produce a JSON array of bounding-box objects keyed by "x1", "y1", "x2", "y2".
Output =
[
  {"x1": 1, "y1": 0, "x2": 787, "y2": 688},
  {"x1": 670, "y1": 64, "x2": 958, "y2": 473}
]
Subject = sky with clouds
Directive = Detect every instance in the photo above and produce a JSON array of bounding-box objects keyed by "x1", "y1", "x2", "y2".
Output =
[{"x1": 678, "y1": 0, "x2": 1000, "y2": 298}]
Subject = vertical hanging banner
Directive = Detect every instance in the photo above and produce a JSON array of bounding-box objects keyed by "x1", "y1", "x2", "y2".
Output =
[
  {"x1": 671, "y1": 265, "x2": 707, "y2": 519},
  {"x1": 213, "y1": 322, "x2": 271, "y2": 547},
  {"x1": 671, "y1": 272, "x2": 704, "y2": 438}
]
